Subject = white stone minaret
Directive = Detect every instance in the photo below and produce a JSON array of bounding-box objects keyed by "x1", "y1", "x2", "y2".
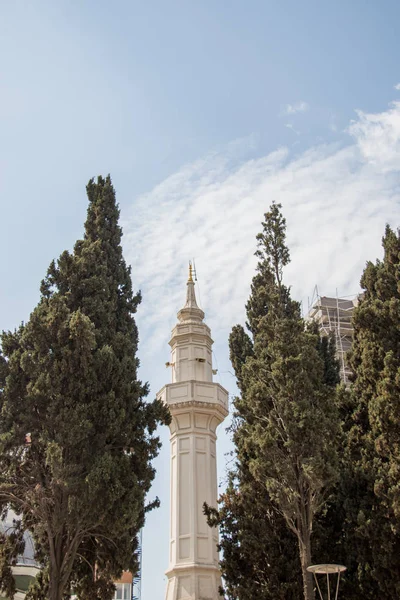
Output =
[{"x1": 157, "y1": 265, "x2": 229, "y2": 600}]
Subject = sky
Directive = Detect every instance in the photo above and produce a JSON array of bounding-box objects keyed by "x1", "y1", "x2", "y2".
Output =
[{"x1": 1, "y1": 1, "x2": 400, "y2": 599}]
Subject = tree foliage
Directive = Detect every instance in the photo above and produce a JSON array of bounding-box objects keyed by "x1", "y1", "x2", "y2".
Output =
[
  {"x1": 206, "y1": 322, "x2": 302, "y2": 600},
  {"x1": 0, "y1": 175, "x2": 169, "y2": 600},
  {"x1": 0, "y1": 516, "x2": 25, "y2": 599},
  {"x1": 207, "y1": 203, "x2": 340, "y2": 600},
  {"x1": 206, "y1": 459, "x2": 302, "y2": 600},
  {"x1": 343, "y1": 225, "x2": 400, "y2": 598}
]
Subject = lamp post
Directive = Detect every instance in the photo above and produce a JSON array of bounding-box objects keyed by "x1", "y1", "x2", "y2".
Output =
[{"x1": 306, "y1": 564, "x2": 346, "y2": 600}]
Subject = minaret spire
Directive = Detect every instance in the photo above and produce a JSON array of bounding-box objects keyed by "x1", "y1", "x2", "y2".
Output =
[
  {"x1": 178, "y1": 262, "x2": 204, "y2": 323},
  {"x1": 188, "y1": 261, "x2": 194, "y2": 282}
]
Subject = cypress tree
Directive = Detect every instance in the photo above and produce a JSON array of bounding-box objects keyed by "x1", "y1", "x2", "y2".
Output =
[
  {"x1": 209, "y1": 204, "x2": 340, "y2": 600},
  {"x1": 0, "y1": 176, "x2": 169, "y2": 600},
  {"x1": 206, "y1": 324, "x2": 302, "y2": 600},
  {"x1": 344, "y1": 225, "x2": 400, "y2": 598},
  {"x1": 206, "y1": 469, "x2": 302, "y2": 600}
]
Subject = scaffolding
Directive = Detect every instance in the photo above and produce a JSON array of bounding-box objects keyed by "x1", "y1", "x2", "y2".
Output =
[{"x1": 307, "y1": 287, "x2": 358, "y2": 385}]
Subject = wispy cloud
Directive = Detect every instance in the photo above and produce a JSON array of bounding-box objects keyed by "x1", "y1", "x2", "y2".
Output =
[
  {"x1": 285, "y1": 123, "x2": 300, "y2": 135},
  {"x1": 123, "y1": 100, "x2": 400, "y2": 368},
  {"x1": 283, "y1": 101, "x2": 309, "y2": 115},
  {"x1": 394, "y1": 83, "x2": 400, "y2": 90},
  {"x1": 348, "y1": 101, "x2": 400, "y2": 172}
]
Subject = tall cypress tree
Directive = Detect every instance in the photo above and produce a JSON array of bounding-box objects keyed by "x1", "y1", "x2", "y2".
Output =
[
  {"x1": 0, "y1": 176, "x2": 169, "y2": 600},
  {"x1": 209, "y1": 204, "x2": 340, "y2": 600},
  {"x1": 206, "y1": 325, "x2": 302, "y2": 600},
  {"x1": 344, "y1": 225, "x2": 400, "y2": 598}
]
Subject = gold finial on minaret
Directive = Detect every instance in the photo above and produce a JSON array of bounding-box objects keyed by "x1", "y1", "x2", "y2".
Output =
[{"x1": 188, "y1": 261, "x2": 193, "y2": 282}]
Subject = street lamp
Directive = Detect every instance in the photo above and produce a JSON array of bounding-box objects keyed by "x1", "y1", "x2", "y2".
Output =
[{"x1": 307, "y1": 564, "x2": 346, "y2": 600}]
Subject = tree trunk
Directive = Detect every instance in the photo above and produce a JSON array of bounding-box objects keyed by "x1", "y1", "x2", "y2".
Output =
[
  {"x1": 49, "y1": 572, "x2": 64, "y2": 600},
  {"x1": 48, "y1": 537, "x2": 66, "y2": 600},
  {"x1": 48, "y1": 522, "x2": 81, "y2": 600},
  {"x1": 298, "y1": 533, "x2": 315, "y2": 600}
]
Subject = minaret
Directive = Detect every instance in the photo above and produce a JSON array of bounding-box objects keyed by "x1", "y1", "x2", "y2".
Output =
[{"x1": 157, "y1": 265, "x2": 229, "y2": 600}]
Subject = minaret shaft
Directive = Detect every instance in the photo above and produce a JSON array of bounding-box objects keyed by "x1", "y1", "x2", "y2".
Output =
[{"x1": 157, "y1": 275, "x2": 228, "y2": 600}]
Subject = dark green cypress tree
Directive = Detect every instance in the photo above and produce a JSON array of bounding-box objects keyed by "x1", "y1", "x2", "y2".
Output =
[
  {"x1": 207, "y1": 204, "x2": 340, "y2": 600},
  {"x1": 0, "y1": 176, "x2": 169, "y2": 600},
  {"x1": 206, "y1": 323, "x2": 302, "y2": 600},
  {"x1": 343, "y1": 225, "x2": 400, "y2": 598},
  {"x1": 206, "y1": 469, "x2": 302, "y2": 600}
]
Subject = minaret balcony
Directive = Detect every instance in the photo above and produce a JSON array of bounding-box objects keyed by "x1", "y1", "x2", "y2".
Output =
[
  {"x1": 157, "y1": 380, "x2": 228, "y2": 416},
  {"x1": 169, "y1": 323, "x2": 213, "y2": 348}
]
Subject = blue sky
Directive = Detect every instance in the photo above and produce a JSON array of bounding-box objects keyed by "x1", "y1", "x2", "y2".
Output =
[{"x1": 2, "y1": 2, "x2": 400, "y2": 599}]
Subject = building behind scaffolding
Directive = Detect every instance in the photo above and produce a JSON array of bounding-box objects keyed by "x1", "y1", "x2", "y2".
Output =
[{"x1": 307, "y1": 288, "x2": 359, "y2": 384}]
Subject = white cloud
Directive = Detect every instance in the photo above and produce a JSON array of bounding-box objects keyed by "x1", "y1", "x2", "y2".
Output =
[
  {"x1": 349, "y1": 101, "x2": 400, "y2": 172},
  {"x1": 394, "y1": 83, "x2": 400, "y2": 90},
  {"x1": 126, "y1": 100, "x2": 400, "y2": 600},
  {"x1": 283, "y1": 101, "x2": 309, "y2": 115},
  {"x1": 123, "y1": 100, "x2": 400, "y2": 370}
]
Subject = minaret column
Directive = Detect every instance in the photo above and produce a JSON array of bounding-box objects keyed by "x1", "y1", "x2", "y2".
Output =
[{"x1": 157, "y1": 266, "x2": 228, "y2": 600}]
